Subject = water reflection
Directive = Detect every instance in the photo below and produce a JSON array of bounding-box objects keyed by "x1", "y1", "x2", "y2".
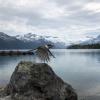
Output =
[
  {"x1": 0, "y1": 49, "x2": 100, "y2": 98},
  {"x1": 68, "y1": 49, "x2": 100, "y2": 62}
]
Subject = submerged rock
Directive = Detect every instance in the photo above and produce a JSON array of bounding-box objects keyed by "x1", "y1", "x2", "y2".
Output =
[{"x1": 0, "y1": 61, "x2": 77, "y2": 100}]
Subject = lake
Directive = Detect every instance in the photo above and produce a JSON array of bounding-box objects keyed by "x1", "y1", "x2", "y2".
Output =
[{"x1": 0, "y1": 49, "x2": 100, "y2": 99}]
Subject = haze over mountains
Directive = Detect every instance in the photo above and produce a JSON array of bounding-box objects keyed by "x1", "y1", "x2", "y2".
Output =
[
  {"x1": 0, "y1": 32, "x2": 66, "y2": 49},
  {"x1": 67, "y1": 35, "x2": 100, "y2": 49},
  {"x1": 0, "y1": 32, "x2": 100, "y2": 49},
  {"x1": 81, "y1": 35, "x2": 100, "y2": 45}
]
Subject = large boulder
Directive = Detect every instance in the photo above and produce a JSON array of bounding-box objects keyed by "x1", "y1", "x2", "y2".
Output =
[{"x1": 0, "y1": 61, "x2": 77, "y2": 100}]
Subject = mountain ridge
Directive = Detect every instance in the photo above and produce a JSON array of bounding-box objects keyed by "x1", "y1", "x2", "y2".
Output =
[
  {"x1": 67, "y1": 34, "x2": 100, "y2": 49},
  {"x1": 81, "y1": 35, "x2": 100, "y2": 45},
  {"x1": 0, "y1": 32, "x2": 66, "y2": 49}
]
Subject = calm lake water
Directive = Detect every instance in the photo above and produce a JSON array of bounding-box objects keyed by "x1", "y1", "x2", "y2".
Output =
[{"x1": 0, "y1": 49, "x2": 100, "y2": 99}]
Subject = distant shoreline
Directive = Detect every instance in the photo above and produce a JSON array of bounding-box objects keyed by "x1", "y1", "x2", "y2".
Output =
[
  {"x1": 67, "y1": 43, "x2": 100, "y2": 49},
  {"x1": 0, "y1": 50, "x2": 34, "y2": 56}
]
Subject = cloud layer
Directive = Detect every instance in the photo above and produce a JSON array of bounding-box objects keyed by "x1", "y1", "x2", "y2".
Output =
[{"x1": 0, "y1": 0, "x2": 100, "y2": 43}]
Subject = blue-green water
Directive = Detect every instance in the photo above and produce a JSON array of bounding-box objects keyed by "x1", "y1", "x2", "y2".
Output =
[{"x1": 0, "y1": 49, "x2": 100, "y2": 98}]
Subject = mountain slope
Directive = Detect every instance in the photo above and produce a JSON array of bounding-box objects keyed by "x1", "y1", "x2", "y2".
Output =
[
  {"x1": 0, "y1": 32, "x2": 66, "y2": 49},
  {"x1": 0, "y1": 32, "x2": 28, "y2": 49},
  {"x1": 67, "y1": 35, "x2": 100, "y2": 49},
  {"x1": 15, "y1": 33, "x2": 66, "y2": 49},
  {"x1": 81, "y1": 35, "x2": 100, "y2": 45}
]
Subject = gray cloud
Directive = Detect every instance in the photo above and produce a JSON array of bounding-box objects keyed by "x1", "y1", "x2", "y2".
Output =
[{"x1": 0, "y1": 0, "x2": 100, "y2": 43}]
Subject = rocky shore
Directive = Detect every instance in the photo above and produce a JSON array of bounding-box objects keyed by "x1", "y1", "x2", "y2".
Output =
[{"x1": 0, "y1": 61, "x2": 77, "y2": 100}]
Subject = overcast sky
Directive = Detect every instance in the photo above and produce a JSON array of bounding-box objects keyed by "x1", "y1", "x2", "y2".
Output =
[{"x1": 0, "y1": 0, "x2": 100, "y2": 42}]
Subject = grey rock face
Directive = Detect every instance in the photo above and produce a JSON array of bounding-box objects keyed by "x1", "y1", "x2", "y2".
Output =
[{"x1": 0, "y1": 61, "x2": 77, "y2": 100}]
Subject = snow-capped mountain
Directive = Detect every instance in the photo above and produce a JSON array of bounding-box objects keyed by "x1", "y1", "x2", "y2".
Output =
[
  {"x1": 0, "y1": 32, "x2": 29, "y2": 49},
  {"x1": 0, "y1": 32, "x2": 17, "y2": 41},
  {"x1": 15, "y1": 33, "x2": 39, "y2": 42},
  {"x1": 0, "y1": 32, "x2": 66, "y2": 49},
  {"x1": 15, "y1": 33, "x2": 65, "y2": 43},
  {"x1": 81, "y1": 35, "x2": 100, "y2": 45},
  {"x1": 67, "y1": 34, "x2": 100, "y2": 49},
  {"x1": 15, "y1": 33, "x2": 67, "y2": 48}
]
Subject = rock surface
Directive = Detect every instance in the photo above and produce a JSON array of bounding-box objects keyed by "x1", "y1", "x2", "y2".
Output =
[{"x1": 0, "y1": 61, "x2": 77, "y2": 100}]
